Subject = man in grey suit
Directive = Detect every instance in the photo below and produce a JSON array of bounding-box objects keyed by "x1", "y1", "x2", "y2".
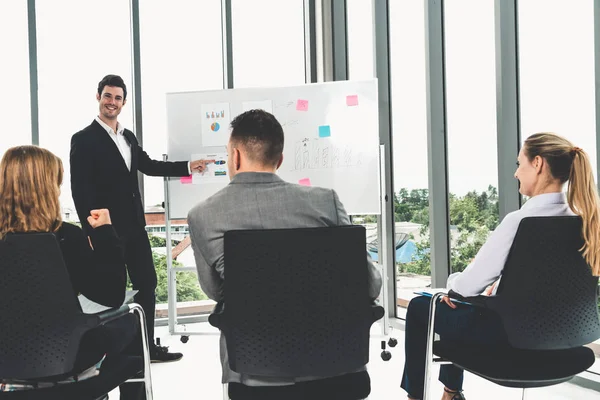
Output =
[{"x1": 187, "y1": 109, "x2": 382, "y2": 386}]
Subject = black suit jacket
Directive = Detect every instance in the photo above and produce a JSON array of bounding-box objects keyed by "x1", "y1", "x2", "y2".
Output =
[
  {"x1": 56, "y1": 223, "x2": 127, "y2": 307},
  {"x1": 70, "y1": 120, "x2": 189, "y2": 236}
]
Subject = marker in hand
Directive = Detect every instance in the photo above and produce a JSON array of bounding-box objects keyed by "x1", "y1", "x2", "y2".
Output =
[{"x1": 190, "y1": 159, "x2": 216, "y2": 173}]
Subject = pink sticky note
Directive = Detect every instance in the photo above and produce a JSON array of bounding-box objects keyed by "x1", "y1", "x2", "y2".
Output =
[
  {"x1": 180, "y1": 175, "x2": 192, "y2": 184},
  {"x1": 346, "y1": 95, "x2": 359, "y2": 106},
  {"x1": 296, "y1": 99, "x2": 309, "y2": 111},
  {"x1": 298, "y1": 178, "x2": 311, "y2": 186}
]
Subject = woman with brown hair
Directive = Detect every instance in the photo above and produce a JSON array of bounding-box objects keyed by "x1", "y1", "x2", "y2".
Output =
[
  {"x1": 0, "y1": 145, "x2": 127, "y2": 306},
  {"x1": 0, "y1": 146, "x2": 143, "y2": 399},
  {"x1": 401, "y1": 133, "x2": 600, "y2": 400}
]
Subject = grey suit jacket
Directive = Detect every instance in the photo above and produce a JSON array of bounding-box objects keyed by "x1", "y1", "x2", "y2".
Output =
[{"x1": 187, "y1": 172, "x2": 382, "y2": 385}]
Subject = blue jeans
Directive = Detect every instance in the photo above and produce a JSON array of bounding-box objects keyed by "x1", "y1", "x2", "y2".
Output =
[{"x1": 401, "y1": 296, "x2": 509, "y2": 399}]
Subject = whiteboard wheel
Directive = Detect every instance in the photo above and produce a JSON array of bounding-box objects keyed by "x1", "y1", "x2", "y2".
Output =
[{"x1": 180, "y1": 335, "x2": 189, "y2": 344}]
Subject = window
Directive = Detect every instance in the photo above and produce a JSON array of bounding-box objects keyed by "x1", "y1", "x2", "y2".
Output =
[
  {"x1": 519, "y1": 0, "x2": 596, "y2": 176},
  {"x1": 139, "y1": 0, "x2": 224, "y2": 209},
  {"x1": 389, "y1": 1, "x2": 430, "y2": 317},
  {"x1": 36, "y1": 0, "x2": 133, "y2": 211},
  {"x1": 139, "y1": 1, "x2": 224, "y2": 315},
  {"x1": 346, "y1": 0, "x2": 379, "y2": 296},
  {"x1": 347, "y1": 0, "x2": 375, "y2": 80},
  {"x1": 519, "y1": 1, "x2": 600, "y2": 345},
  {"x1": 445, "y1": 0, "x2": 499, "y2": 274},
  {"x1": 0, "y1": 1, "x2": 31, "y2": 155},
  {"x1": 231, "y1": 0, "x2": 306, "y2": 87}
]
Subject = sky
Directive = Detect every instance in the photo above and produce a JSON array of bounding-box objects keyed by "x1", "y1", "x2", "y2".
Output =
[{"x1": 0, "y1": 0, "x2": 596, "y2": 212}]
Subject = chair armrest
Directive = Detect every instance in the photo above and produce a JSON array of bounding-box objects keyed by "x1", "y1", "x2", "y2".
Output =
[
  {"x1": 447, "y1": 290, "x2": 489, "y2": 308},
  {"x1": 95, "y1": 305, "x2": 132, "y2": 325},
  {"x1": 208, "y1": 301, "x2": 225, "y2": 329},
  {"x1": 370, "y1": 304, "x2": 384, "y2": 322}
]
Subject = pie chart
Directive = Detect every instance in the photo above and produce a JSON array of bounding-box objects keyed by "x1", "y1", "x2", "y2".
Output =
[{"x1": 211, "y1": 122, "x2": 220, "y2": 132}]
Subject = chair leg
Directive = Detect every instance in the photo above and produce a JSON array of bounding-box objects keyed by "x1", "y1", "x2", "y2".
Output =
[
  {"x1": 423, "y1": 292, "x2": 444, "y2": 400},
  {"x1": 521, "y1": 388, "x2": 526, "y2": 400},
  {"x1": 129, "y1": 303, "x2": 154, "y2": 400},
  {"x1": 223, "y1": 383, "x2": 229, "y2": 400}
]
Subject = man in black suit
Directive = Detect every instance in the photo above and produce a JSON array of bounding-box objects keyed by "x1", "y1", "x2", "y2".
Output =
[{"x1": 70, "y1": 74, "x2": 212, "y2": 362}]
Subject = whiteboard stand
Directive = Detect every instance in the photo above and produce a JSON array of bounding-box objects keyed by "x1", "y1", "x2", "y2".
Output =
[
  {"x1": 163, "y1": 155, "x2": 177, "y2": 334},
  {"x1": 163, "y1": 156, "x2": 216, "y2": 339},
  {"x1": 162, "y1": 79, "x2": 382, "y2": 340},
  {"x1": 378, "y1": 145, "x2": 390, "y2": 336}
]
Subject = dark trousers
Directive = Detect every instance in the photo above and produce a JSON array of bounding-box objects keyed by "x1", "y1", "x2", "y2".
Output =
[
  {"x1": 75, "y1": 313, "x2": 144, "y2": 400},
  {"x1": 401, "y1": 296, "x2": 508, "y2": 399},
  {"x1": 123, "y1": 226, "x2": 157, "y2": 347}
]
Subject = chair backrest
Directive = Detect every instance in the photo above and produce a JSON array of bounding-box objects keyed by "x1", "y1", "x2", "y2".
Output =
[
  {"x1": 222, "y1": 225, "x2": 381, "y2": 378},
  {"x1": 489, "y1": 216, "x2": 600, "y2": 350},
  {"x1": 0, "y1": 233, "x2": 93, "y2": 379}
]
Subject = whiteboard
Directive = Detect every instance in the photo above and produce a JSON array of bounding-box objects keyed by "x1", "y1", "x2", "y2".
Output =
[{"x1": 166, "y1": 79, "x2": 380, "y2": 218}]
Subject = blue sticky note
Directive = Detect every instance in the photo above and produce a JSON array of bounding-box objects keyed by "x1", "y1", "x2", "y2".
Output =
[{"x1": 318, "y1": 125, "x2": 331, "y2": 138}]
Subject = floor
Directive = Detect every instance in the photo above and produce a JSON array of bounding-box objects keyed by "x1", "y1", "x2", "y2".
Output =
[{"x1": 110, "y1": 321, "x2": 600, "y2": 399}]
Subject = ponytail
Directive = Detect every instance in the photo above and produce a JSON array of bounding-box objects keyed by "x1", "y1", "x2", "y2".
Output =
[
  {"x1": 525, "y1": 133, "x2": 600, "y2": 276},
  {"x1": 567, "y1": 148, "x2": 600, "y2": 275}
]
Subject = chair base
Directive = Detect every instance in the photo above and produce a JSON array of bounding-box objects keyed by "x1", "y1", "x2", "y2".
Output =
[
  {"x1": 462, "y1": 370, "x2": 575, "y2": 389},
  {"x1": 433, "y1": 341, "x2": 595, "y2": 389},
  {"x1": 0, "y1": 355, "x2": 142, "y2": 400},
  {"x1": 227, "y1": 371, "x2": 370, "y2": 400}
]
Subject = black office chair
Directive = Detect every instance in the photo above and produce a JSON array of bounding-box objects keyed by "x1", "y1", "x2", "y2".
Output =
[
  {"x1": 423, "y1": 216, "x2": 600, "y2": 400},
  {"x1": 0, "y1": 233, "x2": 153, "y2": 400},
  {"x1": 209, "y1": 225, "x2": 384, "y2": 400}
]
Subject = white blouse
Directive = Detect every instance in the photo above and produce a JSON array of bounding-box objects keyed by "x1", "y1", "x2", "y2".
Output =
[{"x1": 446, "y1": 192, "x2": 575, "y2": 297}]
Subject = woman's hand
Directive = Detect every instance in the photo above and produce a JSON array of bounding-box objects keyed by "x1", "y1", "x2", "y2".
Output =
[
  {"x1": 440, "y1": 295, "x2": 457, "y2": 309},
  {"x1": 484, "y1": 281, "x2": 498, "y2": 296},
  {"x1": 87, "y1": 209, "x2": 112, "y2": 228}
]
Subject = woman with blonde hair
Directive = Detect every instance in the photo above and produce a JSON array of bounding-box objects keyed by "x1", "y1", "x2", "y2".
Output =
[
  {"x1": 401, "y1": 133, "x2": 600, "y2": 400},
  {"x1": 0, "y1": 146, "x2": 143, "y2": 399}
]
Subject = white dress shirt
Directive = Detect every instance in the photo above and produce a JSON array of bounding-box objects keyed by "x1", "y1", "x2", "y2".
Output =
[
  {"x1": 446, "y1": 192, "x2": 575, "y2": 297},
  {"x1": 95, "y1": 116, "x2": 131, "y2": 171},
  {"x1": 95, "y1": 116, "x2": 192, "y2": 174}
]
